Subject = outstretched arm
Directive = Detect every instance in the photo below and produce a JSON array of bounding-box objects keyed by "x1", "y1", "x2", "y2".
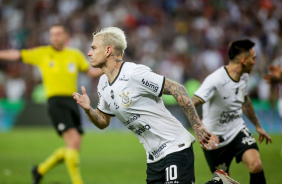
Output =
[
  {"x1": 242, "y1": 96, "x2": 272, "y2": 144},
  {"x1": 0, "y1": 50, "x2": 21, "y2": 61},
  {"x1": 73, "y1": 86, "x2": 111, "y2": 129},
  {"x1": 162, "y1": 78, "x2": 212, "y2": 149}
]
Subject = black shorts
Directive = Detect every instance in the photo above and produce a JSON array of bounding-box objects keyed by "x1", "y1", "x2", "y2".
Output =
[
  {"x1": 48, "y1": 96, "x2": 83, "y2": 136},
  {"x1": 146, "y1": 146, "x2": 195, "y2": 184},
  {"x1": 203, "y1": 127, "x2": 259, "y2": 173}
]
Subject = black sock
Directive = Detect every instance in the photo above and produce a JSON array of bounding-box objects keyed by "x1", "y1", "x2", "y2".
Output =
[{"x1": 250, "y1": 170, "x2": 266, "y2": 184}]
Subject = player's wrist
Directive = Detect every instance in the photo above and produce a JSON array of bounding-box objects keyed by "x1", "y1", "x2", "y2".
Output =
[{"x1": 84, "y1": 107, "x2": 92, "y2": 114}]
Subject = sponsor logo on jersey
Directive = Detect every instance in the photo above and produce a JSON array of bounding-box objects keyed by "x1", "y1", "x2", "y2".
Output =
[
  {"x1": 119, "y1": 75, "x2": 129, "y2": 81},
  {"x1": 219, "y1": 111, "x2": 242, "y2": 124},
  {"x1": 150, "y1": 143, "x2": 167, "y2": 158},
  {"x1": 141, "y1": 79, "x2": 159, "y2": 92},
  {"x1": 128, "y1": 124, "x2": 151, "y2": 135},
  {"x1": 124, "y1": 114, "x2": 140, "y2": 126},
  {"x1": 119, "y1": 91, "x2": 132, "y2": 107},
  {"x1": 102, "y1": 82, "x2": 108, "y2": 91},
  {"x1": 135, "y1": 125, "x2": 151, "y2": 135}
]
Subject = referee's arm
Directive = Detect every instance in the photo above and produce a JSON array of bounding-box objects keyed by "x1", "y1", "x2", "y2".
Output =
[{"x1": 0, "y1": 49, "x2": 21, "y2": 61}]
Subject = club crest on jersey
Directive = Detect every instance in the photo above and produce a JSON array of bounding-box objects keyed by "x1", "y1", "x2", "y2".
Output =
[
  {"x1": 110, "y1": 90, "x2": 114, "y2": 99},
  {"x1": 119, "y1": 91, "x2": 132, "y2": 107}
]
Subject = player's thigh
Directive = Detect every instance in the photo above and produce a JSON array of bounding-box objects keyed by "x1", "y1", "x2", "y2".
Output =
[
  {"x1": 147, "y1": 146, "x2": 195, "y2": 184},
  {"x1": 233, "y1": 127, "x2": 259, "y2": 164},
  {"x1": 241, "y1": 149, "x2": 262, "y2": 172}
]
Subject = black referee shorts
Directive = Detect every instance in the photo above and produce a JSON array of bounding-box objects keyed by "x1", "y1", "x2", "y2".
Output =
[
  {"x1": 203, "y1": 127, "x2": 259, "y2": 173},
  {"x1": 48, "y1": 96, "x2": 83, "y2": 136},
  {"x1": 146, "y1": 146, "x2": 195, "y2": 184}
]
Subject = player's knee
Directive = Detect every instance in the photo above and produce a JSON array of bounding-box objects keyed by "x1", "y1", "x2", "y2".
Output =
[{"x1": 248, "y1": 160, "x2": 263, "y2": 173}]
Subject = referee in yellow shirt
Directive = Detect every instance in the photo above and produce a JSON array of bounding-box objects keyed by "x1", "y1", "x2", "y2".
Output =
[{"x1": 0, "y1": 24, "x2": 102, "y2": 184}]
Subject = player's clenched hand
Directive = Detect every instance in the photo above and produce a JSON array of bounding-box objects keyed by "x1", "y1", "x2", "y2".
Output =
[
  {"x1": 256, "y1": 126, "x2": 272, "y2": 144},
  {"x1": 73, "y1": 86, "x2": 91, "y2": 111},
  {"x1": 195, "y1": 125, "x2": 211, "y2": 150}
]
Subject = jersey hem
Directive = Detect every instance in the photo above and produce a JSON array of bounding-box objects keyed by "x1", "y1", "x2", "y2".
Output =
[{"x1": 146, "y1": 142, "x2": 192, "y2": 163}]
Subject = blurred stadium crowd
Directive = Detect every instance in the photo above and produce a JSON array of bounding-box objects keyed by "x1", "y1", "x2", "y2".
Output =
[{"x1": 0, "y1": 0, "x2": 282, "y2": 103}]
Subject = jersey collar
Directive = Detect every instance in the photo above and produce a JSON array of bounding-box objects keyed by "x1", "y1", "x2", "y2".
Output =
[
  {"x1": 224, "y1": 66, "x2": 240, "y2": 83},
  {"x1": 109, "y1": 62, "x2": 125, "y2": 86}
]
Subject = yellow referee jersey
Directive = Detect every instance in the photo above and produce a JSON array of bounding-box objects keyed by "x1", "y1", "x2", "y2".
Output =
[{"x1": 21, "y1": 45, "x2": 89, "y2": 98}]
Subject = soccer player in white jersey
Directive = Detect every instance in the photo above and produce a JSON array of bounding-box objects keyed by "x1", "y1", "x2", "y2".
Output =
[
  {"x1": 192, "y1": 39, "x2": 272, "y2": 184},
  {"x1": 72, "y1": 27, "x2": 240, "y2": 184}
]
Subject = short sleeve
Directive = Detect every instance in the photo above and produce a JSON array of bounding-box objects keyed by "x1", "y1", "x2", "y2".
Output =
[
  {"x1": 130, "y1": 65, "x2": 165, "y2": 97},
  {"x1": 194, "y1": 74, "x2": 217, "y2": 102},
  {"x1": 242, "y1": 74, "x2": 249, "y2": 96},
  {"x1": 21, "y1": 47, "x2": 45, "y2": 66},
  {"x1": 75, "y1": 49, "x2": 89, "y2": 72},
  {"x1": 96, "y1": 78, "x2": 115, "y2": 116}
]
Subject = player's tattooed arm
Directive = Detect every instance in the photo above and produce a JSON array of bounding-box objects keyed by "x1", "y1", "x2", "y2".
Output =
[
  {"x1": 73, "y1": 86, "x2": 111, "y2": 129},
  {"x1": 163, "y1": 78, "x2": 211, "y2": 148},
  {"x1": 242, "y1": 95, "x2": 272, "y2": 144},
  {"x1": 85, "y1": 108, "x2": 111, "y2": 129},
  {"x1": 242, "y1": 96, "x2": 260, "y2": 127}
]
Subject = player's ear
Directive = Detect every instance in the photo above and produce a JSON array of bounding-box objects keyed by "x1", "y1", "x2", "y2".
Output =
[
  {"x1": 240, "y1": 56, "x2": 246, "y2": 65},
  {"x1": 105, "y1": 46, "x2": 112, "y2": 57}
]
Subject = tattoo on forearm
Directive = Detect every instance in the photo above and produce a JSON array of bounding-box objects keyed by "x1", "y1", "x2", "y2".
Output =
[
  {"x1": 163, "y1": 79, "x2": 208, "y2": 139},
  {"x1": 242, "y1": 96, "x2": 259, "y2": 127},
  {"x1": 86, "y1": 108, "x2": 108, "y2": 128}
]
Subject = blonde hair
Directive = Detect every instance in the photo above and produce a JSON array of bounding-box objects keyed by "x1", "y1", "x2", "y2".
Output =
[{"x1": 93, "y1": 27, "x2": 127, "y2": 56}]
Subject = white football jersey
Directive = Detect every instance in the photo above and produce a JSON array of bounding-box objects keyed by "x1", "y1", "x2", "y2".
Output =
[
  {"x1": 194, "y1": 66, "x2": 248, "y2": 148},
  {"x1": 97, "y1": 62, "x2": 195, "y2": 163}
]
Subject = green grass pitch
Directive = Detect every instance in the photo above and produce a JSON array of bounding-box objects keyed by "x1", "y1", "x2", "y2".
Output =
[{"x1": 0, "y1": 127, "x2": 281, "y2": 184}]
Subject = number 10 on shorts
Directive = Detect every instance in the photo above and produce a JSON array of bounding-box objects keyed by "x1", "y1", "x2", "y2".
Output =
[{"x1": 165, "y1": 165, "x2": 177, "y2": 181}]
